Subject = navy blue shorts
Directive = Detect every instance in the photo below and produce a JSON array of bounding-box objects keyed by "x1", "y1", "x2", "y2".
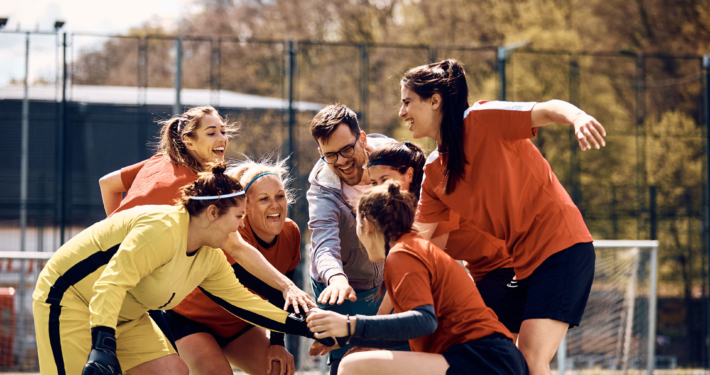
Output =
[
  {"x1": 443, "y1": 333, "x2": 529, "y2": 375},
  {"x1": 496, "y1": 242, "x2": 595, "y2": 333},
  {"x1": 164, "y1": 309, "x2": 254, "y2": 347},
  {"x1": 475, "y1": 267, "x2": 515, "y2": 320}
]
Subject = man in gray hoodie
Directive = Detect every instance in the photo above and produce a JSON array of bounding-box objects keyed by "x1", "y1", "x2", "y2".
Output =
[{"x1": 307, "y1": 104, "x2": 394, "y2": 374}]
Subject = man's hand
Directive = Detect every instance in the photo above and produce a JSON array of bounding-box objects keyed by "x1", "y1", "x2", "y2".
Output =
[
  {"x1": 283, "y1": 283, "x2": 317, "y2": 314},
  {"x1": 266, "y1": 345, "x2": 295, "y2": 375},
  {"x1": 318, "y1": 275, "x2": 356, "y2": 305},
  {"x1": 572, "y1": 112, "x2": 606, "y2": 151}
]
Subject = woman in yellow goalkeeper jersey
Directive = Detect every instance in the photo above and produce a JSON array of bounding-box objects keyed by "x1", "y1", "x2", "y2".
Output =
[{"x1": 33, "y1": 162, "x2": 330, "y2": 375}]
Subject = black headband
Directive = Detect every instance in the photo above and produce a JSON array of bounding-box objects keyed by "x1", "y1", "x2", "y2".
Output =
[{"x1": 367, "y1": 160, "x2": 398, "y2": 168}]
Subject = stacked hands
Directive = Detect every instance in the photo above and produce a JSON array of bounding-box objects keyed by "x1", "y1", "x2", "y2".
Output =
[{"x1": 305, "y1": 308, "x2": 380, "y2": 358}]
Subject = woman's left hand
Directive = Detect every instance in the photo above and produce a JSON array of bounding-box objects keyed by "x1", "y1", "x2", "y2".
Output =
[
  {"x1": 266, "y1": 345, "x2": 295, "y2": 375},
  {"x1": 573, "y1": 112, "x2": 606, "y2": 151},
  {"x1": 306, "y1": 309, "x2": 350, "y2": 339}
]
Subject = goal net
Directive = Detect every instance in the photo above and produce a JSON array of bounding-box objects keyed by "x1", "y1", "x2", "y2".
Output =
[{"x1": 554, "y1": 240, "x2": 659, "y2": 374}]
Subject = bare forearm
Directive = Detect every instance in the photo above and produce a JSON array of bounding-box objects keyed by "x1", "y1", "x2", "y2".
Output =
[
  {"x1": 414, "y1": 221, "x2": 439, "y2": 241},
  {"x1": 531, "y1": 99, "x2": 584, "y2": 128},
  {"x1": 101, "y1": 192, "x2": 123, "y2": 216}
]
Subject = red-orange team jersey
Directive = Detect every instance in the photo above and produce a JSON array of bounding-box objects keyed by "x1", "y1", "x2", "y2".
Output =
[
  {"x1": 438, "y1": 212, "x2": 511, "y2": 282},
  {"x1": 172, "y1": 216, "x2": 301, "y2": 337},
  {"x1": 416, "y1": 101, "x2": 592, "y2": 280},
  {"x1": 386, "y1": 233, "x2": 512, "y2": 354},
  {"x1": 112, "y1": 154, "x2": 198, "y2": 216}
]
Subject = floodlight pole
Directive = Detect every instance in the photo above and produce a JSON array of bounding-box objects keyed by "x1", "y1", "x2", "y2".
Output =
[{"x1": 497, "y1": 41, "x2": 529, "y2": 101}]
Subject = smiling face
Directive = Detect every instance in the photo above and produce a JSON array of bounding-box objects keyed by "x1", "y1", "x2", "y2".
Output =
[
  {"x1": 245, "y1": 175, "x2": 288, "y2": 243},
  {"x1": 369, "y1": 165, "x2": 413, "y2": 193},
  {"x1": 207, "y1": 199, "x2": 247, "y2": 249},
  {"x1": 183, "y1": 114, "x2": 228, "y2": 166},
  {"x1": 399, "y1": 86, "x2": 443, "y2": 143},
  {"x1": 318, "y1": 123, "x2": 368, "y2": 186},
  {"x1": 356, "y1": 212, "x2": 386, "y2": 263}
]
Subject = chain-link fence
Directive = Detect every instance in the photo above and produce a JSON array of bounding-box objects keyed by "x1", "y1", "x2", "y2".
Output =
[{"x1": 1, "y1": 30, "x2": 709, "y2": 371}]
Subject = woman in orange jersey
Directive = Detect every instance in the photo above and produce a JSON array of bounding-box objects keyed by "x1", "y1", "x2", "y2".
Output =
[
  {"x1": 98, "y1": 107, "x2": 315, "y2": 344},
  {"x1": 307, "y1": 182, "x2": 527, "y2": 375},
  {"x1": 367, "y1": 142, "x2": 512, "y2": 319},
  {"x1": 165, "y1": 158, "x2": 301, "y2": 375},
  {"x1": 398, "y1": 59, "x2": 606, "y2": 375}
]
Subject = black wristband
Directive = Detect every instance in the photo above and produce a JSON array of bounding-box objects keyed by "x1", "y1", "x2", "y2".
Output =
[
  {"x1": 90, "y1": 326, "x2": 117, "y2": 352},
  {"x1": 270, "y1": 332, "x2": 286, "y2": 347}
]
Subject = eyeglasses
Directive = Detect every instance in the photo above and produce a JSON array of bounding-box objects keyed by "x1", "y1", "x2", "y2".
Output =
[{"x1": 321, "y1": 138, "x2": 359, "y2": 164}]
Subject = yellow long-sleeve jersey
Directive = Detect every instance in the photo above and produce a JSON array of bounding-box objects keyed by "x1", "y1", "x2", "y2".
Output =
[{"x1": 33, "y1": 205, "x2": 299, "y2": 334}]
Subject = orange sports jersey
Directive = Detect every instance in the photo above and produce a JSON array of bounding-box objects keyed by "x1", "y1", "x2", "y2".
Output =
[
  {"x1": 111, "y1": 154, "x2": 198, "y2": 216},
  {"x1": 171, "y1": 216, "x2": 301, "y2": 338},
  {"x1": 416, "y1": 100, "x2": 592, "y2": 280},
  {"x1": 437, "y1": 212, "x2": 511, "y2": 282},
  {"x1": 385, "y1": 233, "x2": 512, "y2": 354}
]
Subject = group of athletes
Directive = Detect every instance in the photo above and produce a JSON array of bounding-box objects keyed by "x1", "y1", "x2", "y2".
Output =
[{"x1": 32, "y1": 59, "x2": 607, "y2": 375}]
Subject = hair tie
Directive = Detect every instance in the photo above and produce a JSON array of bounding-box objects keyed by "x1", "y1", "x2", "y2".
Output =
[
  {"x1": 244, "y1": 172, "x2": 278, "y2": 192},
  {"x1": 177, "y1": 118, "x2": 186, "y2": 134}
]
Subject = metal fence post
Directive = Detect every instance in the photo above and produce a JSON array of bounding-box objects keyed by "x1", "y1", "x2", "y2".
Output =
[
  {"x1": 557, "y1": 334, "x2": 567, "y2": 375},
  {"x1": 568, "y1": 55, "x2": 581, "y2": 206},
  {"x1": 174, "y1": 37, "x2": 182, "y2": 115},
  {"x1": 497, "y1": 46, "x2": 506, "y2": 101},
  {"x1": 648, "y1": 244, "x2": 658, "y2": 374},
  {"x1": 635, "y1": 55, "x2": 647, "y2": 240},
  {"x1": 650, "y1": 186, "x2": 657, "y2": 240},
  {"x1": 57, "y1": 32, "x2": 68, "y2": 245},
  {"x1": 16, "y1": 30, "x2": 30, "y2": 363},
  {"x1": 284, "y1": 39, "x2": 302, "y2": 369},
  {"x1": 703, "y1": 53, "x2": 710, "y2": 369},
  {"x1": 359, "y1": 44, "x2": 369, "y2": 130},
  {"x1": 287, "y1": 40, "x2": 296, "y2": 165}
]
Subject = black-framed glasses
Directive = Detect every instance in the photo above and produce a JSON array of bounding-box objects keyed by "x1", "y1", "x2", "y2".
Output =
[{"x1": 321, "y1": 138, "x2": 359, "y2": 164}]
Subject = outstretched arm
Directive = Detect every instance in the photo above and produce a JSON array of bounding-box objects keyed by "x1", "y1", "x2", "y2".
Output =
[
  {"x1": 201, "y1": 253, "x2": 334, "y2": 347},
  {"x1": 307, "y1": 305, "x2": 437, "y2": 349},
  {"x1": 225, "y1": 232, "x2": 316, "y2": 313},
  {"x1": 531, "y1": 99, "x2": 607, "y2": 151}
]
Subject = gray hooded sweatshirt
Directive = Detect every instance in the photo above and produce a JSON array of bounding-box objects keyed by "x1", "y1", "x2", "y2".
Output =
[{"x1": 307, "y1": 134, "x2": 393, "y2": 291}]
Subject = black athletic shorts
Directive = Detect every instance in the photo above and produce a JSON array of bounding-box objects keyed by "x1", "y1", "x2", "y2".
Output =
[
  {"x1": 475, "y1": 267, "x2": 515, "y2": 320},
  {"x1": 496, "y1": 242, "x2": 595, "y2": 333},
  {"x1": 164, "y1": 309, "x2": 254, "y2": 347},
  {"x1": 443, "y1": 333, "x2": 529, "y2": 375}
]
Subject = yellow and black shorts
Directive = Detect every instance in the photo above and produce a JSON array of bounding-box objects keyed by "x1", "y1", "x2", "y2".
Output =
[{"x1": 33, "y1": 290, "x2": 176, "y2": 375}]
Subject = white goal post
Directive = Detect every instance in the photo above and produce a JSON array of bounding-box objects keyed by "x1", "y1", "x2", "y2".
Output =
[{"x1": 557, "y1": 240, "x2": 659, "y2": 375}]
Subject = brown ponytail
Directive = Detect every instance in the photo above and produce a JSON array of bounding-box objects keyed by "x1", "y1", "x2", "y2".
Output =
[
  {"x1": 178, "y1": 161, "x2": 245, "y2": 217},
  {"x1": 368, "y1": 141, "x2": 426, "y2": 201},
  {"x1": 401, "y1": 59, "x2": 469, "y2": 194},
  {"x1": 157, "y1": 106, "x2": 239, "y2": 173},
  {"x1": 358, "y1": 181, "x2": 417, "y2": 255}
]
